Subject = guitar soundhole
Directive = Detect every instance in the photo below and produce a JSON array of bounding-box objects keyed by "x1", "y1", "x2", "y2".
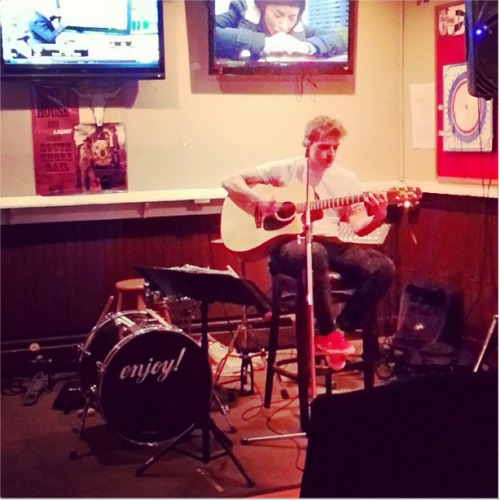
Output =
[{"x1": 263, "y1": 202, "x2": 296, "y2": 231}]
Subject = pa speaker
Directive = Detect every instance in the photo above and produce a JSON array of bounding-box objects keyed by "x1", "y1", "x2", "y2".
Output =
[
  {"x1": 465, "y1": 0, "x2": 498, "y2": 98},
  {"x1": 301, "y1": 372, "x2": 498, "y2": 498}
]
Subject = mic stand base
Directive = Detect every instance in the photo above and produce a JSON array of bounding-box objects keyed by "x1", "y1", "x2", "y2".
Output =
[{"x1": 241, "y1": 432, "x2": 307, "y2": 445}]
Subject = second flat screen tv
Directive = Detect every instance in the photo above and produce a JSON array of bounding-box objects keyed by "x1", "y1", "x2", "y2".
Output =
[{"x1": 208, "y1": 0, "x2": 356, "y2": 76}]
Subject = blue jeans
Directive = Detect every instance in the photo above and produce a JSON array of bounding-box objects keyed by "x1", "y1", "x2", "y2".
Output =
[{"x1": 269, "y1": 237, "x2": 395, "y2": 335}]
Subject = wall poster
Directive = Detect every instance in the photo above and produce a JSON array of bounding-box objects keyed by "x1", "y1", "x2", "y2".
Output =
[{"x1": 31, "y1": 83, "x2": 128, "y2": 196}]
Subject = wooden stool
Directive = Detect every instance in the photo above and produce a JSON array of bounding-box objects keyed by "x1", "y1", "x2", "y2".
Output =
[
  {"x1": 115, "y1": 278, "x2": 147, "y2": 312},
  {"x1": 115, "y1": 277, "x2": 173, "y2": 323}
]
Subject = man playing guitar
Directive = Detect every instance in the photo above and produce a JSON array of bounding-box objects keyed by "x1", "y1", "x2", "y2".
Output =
[{"x1": 221, "y1": 115, "x2": 396, "y2": 370}]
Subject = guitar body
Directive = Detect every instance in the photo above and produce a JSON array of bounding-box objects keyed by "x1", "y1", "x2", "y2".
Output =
[
  {"x1": 220, "y1": 183, "x2": 421, "y2": 259},
  {"x1": 221, "y1": 184, "x2": 313, "y2": 259}
]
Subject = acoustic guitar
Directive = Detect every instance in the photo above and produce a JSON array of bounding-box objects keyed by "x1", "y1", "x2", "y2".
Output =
[{"x1": 220, "y1": 184, "x2": 422, "y2": 259}]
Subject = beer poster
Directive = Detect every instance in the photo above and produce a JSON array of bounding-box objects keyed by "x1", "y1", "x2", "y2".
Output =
[{"x1": 31, "y1": 83, "x2": 128, "y2": 196}]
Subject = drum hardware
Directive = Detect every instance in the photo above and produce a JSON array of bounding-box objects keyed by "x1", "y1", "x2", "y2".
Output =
[
  {"x1": 211, "y1": 391, "x2": 237, "y2": 434},
  {"x1": 22, "y1": 354, "x2": 54, "y2": 406},
  {"x1": 112, "y1": 314, "x2": 140, "y2": 329},
  {"x1": 226, "y1": 317, "x2": 267, "y2": 396},
  {"x1": 133, "y1": 265, "x2": 273, "y2": 486},
  {"x1": 98, "y1": 295, "x2": 115, "y2": 324},
  {"x1": 143, "y1": 279, "x2": 173, "y2": 324},
  {"x1": 209, "y1": 258, "x2": 267, "y2": 396},
  {"x1": 70, "y1": 386, "x2": 95, "y2": 459},
  {"x1": 235, "y1": 259, "x2": 267, "y2": 396},
  {"x1": 146, "y1": 278, "x2": 200, "y2": 335},
  {"x1": 70, "y1": 295, "x2": 118, "y2": 457},
  {"x1": 165, "y1": 296, "x2": 199, "y2": 334}
]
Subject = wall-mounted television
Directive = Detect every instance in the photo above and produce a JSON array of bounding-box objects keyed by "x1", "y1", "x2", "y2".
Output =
[
  {"x1": 0, "y1": 0, "x2": 165, "y2": 80},
  {"x1": 208, "y1": 0, "x2": 356, "y2": 76}
]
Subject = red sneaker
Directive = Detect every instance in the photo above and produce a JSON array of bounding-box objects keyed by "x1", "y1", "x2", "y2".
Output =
[
  {"x1": 325, "y1": 353, "x2": 346, "y2": 371},
  {"x1": 315, "y1": 330, "x2": 355, "y2": 355}
]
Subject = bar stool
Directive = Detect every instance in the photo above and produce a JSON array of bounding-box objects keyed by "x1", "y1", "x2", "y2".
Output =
[
  {"x1": 114, "y1": 277, "x2": 172, "y2": 323},
  {"x1": 115, "y1": 278, "x2": 147, "y2": 312},
  {"x1": 264, "y1": 271, "x2": 379, "y2": 432}
]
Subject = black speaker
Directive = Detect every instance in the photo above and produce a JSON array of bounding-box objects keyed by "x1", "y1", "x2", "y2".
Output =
[
  {"x1": 465, "y1": 0, "x2": 498, "y2": 98},
  {"x1": 392, "y1": 283, "x2": 464, "y2": 353},
  {"x1": 300, "y1": 372, "x2": 498, "y2": 498}
]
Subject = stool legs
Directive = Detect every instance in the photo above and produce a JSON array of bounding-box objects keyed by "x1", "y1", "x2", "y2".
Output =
[
  {"x1": 361, "y1": 310, "x2": 378, "y2": 388},
  {"x1": 264, "y1": 277, "x2": 283, "y2": 408},
  {"x1": 264, "y1": 275, "x2": 315, "y2": 432},
  {"x1": 294, "y1": 280, "x2": 312, "y2": 432},
  {"x1": 264, "y1": 275, "x2": 380, "y2": 429}
]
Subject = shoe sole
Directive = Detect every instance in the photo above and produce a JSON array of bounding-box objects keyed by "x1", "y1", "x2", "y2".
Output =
[
  {"x1": 316, "y1": 345, "x2": 355, "y2": 355},
  {"x1": 325, "y1": 354, "x2": 346, "y2": 371}
]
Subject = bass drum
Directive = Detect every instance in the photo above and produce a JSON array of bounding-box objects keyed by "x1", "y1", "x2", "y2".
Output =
[{"x1": 78, "y1": 310, "x2": 212, "y2": 445}]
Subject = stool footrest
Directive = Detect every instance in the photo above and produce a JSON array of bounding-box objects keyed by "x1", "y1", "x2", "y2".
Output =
[
  {"x1": 273, "y1": 356, "x2": 336, "y2": 381},
  {"x1": 274, "y1": 357, "x2": 299, "y2": 382}
]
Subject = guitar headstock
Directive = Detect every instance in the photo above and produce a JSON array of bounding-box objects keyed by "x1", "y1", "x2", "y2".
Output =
[{"x1": 386, "y1": 186, "x2": 422, "y2": 208}]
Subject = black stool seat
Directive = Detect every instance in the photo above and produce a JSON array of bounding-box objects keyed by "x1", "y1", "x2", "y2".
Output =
[{"x1": 264, "y1": 271, "x2": 379, "y2": 432}]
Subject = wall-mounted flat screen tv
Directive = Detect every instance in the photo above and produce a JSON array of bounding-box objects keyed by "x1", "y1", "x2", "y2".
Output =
[
  {"x1": 0, "y1": 0, "x2": 165, "y2": 80},
  {"x1": 208, "y1": 0, "x2": 356, "y2": 76}
]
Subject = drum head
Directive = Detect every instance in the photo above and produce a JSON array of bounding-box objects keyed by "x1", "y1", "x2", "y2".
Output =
[
  {"x1": 98, "y1": 327, "x2": 212, "y2": 445},
  {"x1": 78, "y1": 310, "x2": 152, "y2": 393}
]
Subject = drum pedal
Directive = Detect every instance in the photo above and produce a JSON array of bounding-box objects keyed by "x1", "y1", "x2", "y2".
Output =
[{"x1": 22, "y1": 372, "x2": 47, "y2": 406}]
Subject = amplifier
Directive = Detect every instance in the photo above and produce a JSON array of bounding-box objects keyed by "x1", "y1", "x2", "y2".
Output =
[{"x1": 392, "y1": 282, "x2": 464, "y2": 352}]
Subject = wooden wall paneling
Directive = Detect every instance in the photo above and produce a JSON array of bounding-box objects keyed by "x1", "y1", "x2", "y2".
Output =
[
  {"x1": 2, "y1": 195, "x2": 496, "y2": 351},
  {"x1": 1, "y1": 227, "x2": 23, "y2": 338},
  {"x1": 44, "y1": 226, "x2": 63, "y2": 333},
  {"x1": 394, "y1": 193, "x2": 498, "y2": 350}
]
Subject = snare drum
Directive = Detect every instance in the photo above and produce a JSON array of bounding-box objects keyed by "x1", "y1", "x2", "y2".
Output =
[{"x1": 78, "y1": 310, "x2": 212, "y2": 445}]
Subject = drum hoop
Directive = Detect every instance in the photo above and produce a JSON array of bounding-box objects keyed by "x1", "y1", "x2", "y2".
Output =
[{"x1": 80, "y1": 309, "x2": 152, "y2": 355}]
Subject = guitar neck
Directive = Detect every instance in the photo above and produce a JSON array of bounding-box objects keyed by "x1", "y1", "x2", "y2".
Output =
[{"x1": 296, "y1": 192, "x2": 367, "y2": 213}]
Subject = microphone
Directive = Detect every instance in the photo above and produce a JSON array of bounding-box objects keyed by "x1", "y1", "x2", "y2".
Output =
[{"x1": 303, "y1": 138, "x2": 311, "y2": 158}]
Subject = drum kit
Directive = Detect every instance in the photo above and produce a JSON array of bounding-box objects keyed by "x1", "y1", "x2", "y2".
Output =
[{"x1": 70, "y1": 267, "x2": 261, "y2": 486}]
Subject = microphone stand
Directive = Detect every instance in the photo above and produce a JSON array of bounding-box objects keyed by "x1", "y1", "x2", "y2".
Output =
[
  {"x1": 240, "y1": 145, "x2": 317, "y2": 445},
  {"x1": 303, "y1": 144, "x2": 317, "y2": 402}
]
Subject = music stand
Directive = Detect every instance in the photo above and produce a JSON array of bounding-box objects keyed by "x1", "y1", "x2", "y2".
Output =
[{"x1": 134, "y1": 265, "x2": 272, "y2": 486}]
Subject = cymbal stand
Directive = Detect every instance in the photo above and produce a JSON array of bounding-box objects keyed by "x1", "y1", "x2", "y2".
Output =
[
  {"x1": 70, "y1": 295, "x2": 114, "y2": 460},
  {"x1": 69, "y1": 388, "x2": 95, "y2": 460}
]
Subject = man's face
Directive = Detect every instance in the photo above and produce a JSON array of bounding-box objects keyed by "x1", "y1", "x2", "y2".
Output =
[
  {"x1": 262, "y1": 4, "x2": 301, "y2": 35},
  {"x1": 309, "y1": 137, "x2": 340, "y2": 170}
]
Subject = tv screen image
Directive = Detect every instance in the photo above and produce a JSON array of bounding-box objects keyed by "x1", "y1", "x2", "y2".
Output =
[
  {"x1": 0, "y1": 0, "x2": 165, "y2": 79},
  {"x1": 208, "y1": 0, "x2": 356, "y2": 76}
]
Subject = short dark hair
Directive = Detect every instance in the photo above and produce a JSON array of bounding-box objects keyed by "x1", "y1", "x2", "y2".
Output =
[{"x1": 254, "y1": 0, "x2": 306, "y2": 18}]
